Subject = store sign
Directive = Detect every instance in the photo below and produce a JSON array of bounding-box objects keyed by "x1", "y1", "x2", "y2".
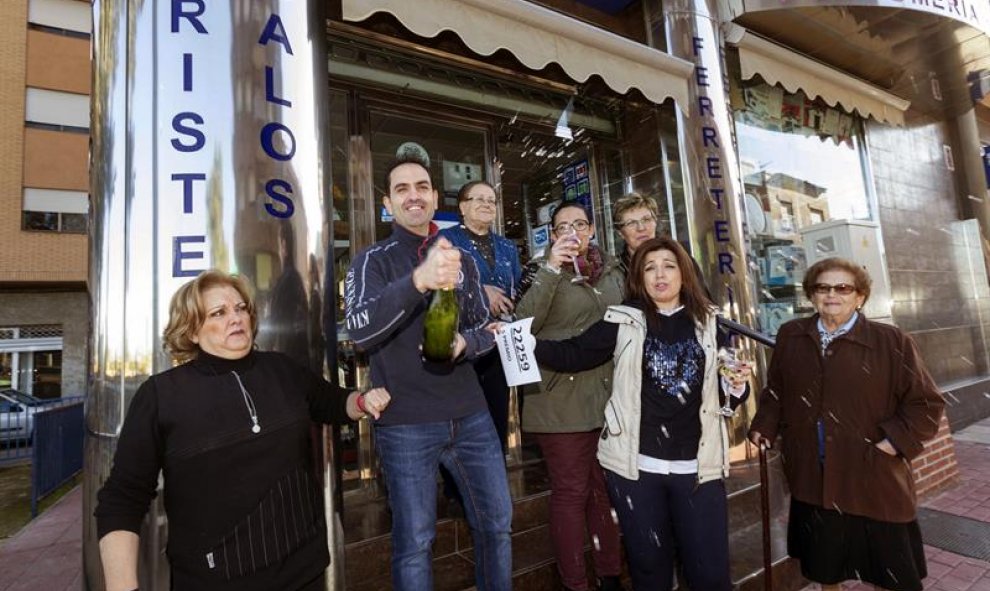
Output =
[
  {"x1": 743, "y1": 0, "x2": 990, "y2": 37},
  {"x1": 167, "y1": 2, "x2": 300, "y2": 277},
  {"x1": 688, "y1": 35, "x2": 736, "y2": 277}
]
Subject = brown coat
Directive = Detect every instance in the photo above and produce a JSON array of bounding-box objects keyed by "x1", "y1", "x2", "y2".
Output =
[{"x1": 750, "y1": 314, "x2": 944, "y2": 523}]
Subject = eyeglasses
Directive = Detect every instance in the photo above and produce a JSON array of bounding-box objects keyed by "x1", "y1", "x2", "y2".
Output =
[
  {"x1": 465, "y1": 196, "x2": 498, "y2": 206},
  {"x1": 553, "y1": 220, "x2": 591, "y2": 234},
  {"x1": 812, "y1": 283, "x2": 857, "y2": 296},
  {"x1": 616, "y1": 215, "x2": 656, "y2": 230}
]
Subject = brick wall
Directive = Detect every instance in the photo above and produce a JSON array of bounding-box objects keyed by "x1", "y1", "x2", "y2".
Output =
[
  {"x1": 0, "y1": 0, "x2": 89, "y2": 284},
  {"x1": 913, "y1": 415, "x2": 960, "y2": 499},
  {"x1": 0, "y1": 0, "x2": 29, "y2": 281}
]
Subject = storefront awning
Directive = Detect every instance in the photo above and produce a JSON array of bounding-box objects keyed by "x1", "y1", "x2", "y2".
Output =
[
  {"x1": 341, "y1": 0, "x2": 694, "y2": 109},
  {"x1": 733, "y1": 29, "x2": 911, "y2": 125}
]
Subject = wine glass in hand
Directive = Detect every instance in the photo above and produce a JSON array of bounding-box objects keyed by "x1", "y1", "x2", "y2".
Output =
[
  {"x1": 717, "y1": 347, "x2": 751, "y2": 417},
  {"x1": 564, "y1": 226, "x2": 587, "y2": 284}
]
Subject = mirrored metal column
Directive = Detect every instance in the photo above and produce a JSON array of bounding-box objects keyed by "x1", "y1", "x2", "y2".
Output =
[
  {"x1": 644, "y1": 0, "x2": 760, "y2": 441},
  {"x1": 656, "y1": 0, "x2": 754, "y2": 321},
  {"x1": 86, "y1": 1, "x2": 336, "y2": 588}
]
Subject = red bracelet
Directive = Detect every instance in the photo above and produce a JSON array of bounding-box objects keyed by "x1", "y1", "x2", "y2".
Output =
[{"x1": 355, "y1": 392, "x2": 368, "y2": 413}]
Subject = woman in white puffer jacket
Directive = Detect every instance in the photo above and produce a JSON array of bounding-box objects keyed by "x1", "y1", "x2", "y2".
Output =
[{"x1": 535, "y1": 237, "x2": 751, "y2": 591}]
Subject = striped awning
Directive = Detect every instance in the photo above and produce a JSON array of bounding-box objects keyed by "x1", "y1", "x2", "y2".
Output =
[{"x1": 341, "y1": 0, "x2": 694, "y2": 108}]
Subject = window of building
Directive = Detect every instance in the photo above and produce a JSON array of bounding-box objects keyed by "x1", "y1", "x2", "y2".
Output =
[
  {"x1": 25, "y1": 87, "x2": 90, "y2": 131},
  {"x1": 809, "y1": 208, "x2": 825, "y2": 225},
  {"x1": 734, "y1": 79, "x2": 873, "y2": 335},
  {"x1": 28, "y1": 0, "x2": 91, "y2": 36},
  {"x1": 22, "y1": 188, "x2": 88, "y2": 234}
]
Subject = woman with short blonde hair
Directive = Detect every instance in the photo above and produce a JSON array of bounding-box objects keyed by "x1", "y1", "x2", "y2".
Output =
[
  {"x1": 612, "y1": 193, "x2": 659, "y2": 276},
  {"x1": 96, "y1": 269, "x2": 390, "y2": 591},
  {"x1": 162, "y1": 270, "x2": 259, "y2": 363}
]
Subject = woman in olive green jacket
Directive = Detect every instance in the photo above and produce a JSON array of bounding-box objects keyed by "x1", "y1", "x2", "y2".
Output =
[{"x1": 515, "y1": 202, "x2": 625, "y2": 591}]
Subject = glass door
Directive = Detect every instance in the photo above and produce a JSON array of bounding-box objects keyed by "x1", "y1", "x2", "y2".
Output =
[{"x1": 330, "y1": 94, "x2": 491, "y2": 496}]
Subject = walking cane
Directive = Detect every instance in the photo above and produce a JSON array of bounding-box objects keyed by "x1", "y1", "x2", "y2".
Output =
[{"x1": 759, "y1": 440, "x2": 773, "y2": 591}]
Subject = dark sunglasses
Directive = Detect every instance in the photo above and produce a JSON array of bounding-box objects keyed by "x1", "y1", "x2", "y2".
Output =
[{"x1": 812, "y1": 283, "x2": 857, "y2": 296}]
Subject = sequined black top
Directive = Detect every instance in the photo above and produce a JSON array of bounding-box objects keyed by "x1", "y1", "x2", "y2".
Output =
[{"x1": 535, "y1": 306, "x2": 732, "y2": 460}]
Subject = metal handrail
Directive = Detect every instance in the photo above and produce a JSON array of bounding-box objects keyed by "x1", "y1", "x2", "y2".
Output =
[
  {"x1": 717, "y1": 316, "x2": 775, "y2": 591},
  {"x1": 717, "y1": 316, "x2": 776, "y2": 348}
]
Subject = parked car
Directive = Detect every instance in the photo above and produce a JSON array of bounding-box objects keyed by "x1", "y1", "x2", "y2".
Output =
[{"x1": 0, "y1": 389, "x2": 43, "y2": 444}]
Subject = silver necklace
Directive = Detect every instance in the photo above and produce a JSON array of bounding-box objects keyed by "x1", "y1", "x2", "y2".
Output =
[{"x1": 230, "y1": 371, "x2": 261, "y2": 434}]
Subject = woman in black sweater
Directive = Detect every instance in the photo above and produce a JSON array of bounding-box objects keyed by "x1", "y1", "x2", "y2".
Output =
[
  {"x1": 95, "y1": 270, "x2": 390, "y2": 591},
  {"x1": 535, "y1": 237, "x2": 751, "y2": 591}
]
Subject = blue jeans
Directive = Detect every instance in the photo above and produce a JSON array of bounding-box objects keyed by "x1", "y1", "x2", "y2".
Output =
[{"x1": 374, "y1": 410, "x2": 513, "y2": 591}]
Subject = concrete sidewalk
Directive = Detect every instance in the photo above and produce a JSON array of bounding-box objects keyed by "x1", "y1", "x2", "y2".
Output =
[
  {"x1": 0, "y1": 485, "x2": 82, "y2": 591},
  {"x1": 3, "y1": 417, "x2": 990, "y2": 591}
]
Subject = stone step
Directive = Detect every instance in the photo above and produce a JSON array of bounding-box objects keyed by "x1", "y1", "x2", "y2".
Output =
[
  {"x1": 343, "y1": 461, "x2": 553, "y2": 590},
  {"x1": 342, "y1": 455, "x2": 805, "y2": 591}
]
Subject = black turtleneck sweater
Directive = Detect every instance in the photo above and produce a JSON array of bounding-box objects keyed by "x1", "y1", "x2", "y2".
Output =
[{"x1": 95, "y1": 350, "x2": 350, "y2": 591}]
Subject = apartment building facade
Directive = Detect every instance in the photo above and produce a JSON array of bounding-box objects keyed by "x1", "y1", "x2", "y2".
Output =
[{"x1": 0, "y1": 0, "x2": 91, "y2": 399}]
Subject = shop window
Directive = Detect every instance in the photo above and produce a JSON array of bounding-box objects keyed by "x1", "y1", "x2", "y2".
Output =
[
  {"x1": 32, "y1": 350, "x2": 62, "y2": 399},
  {"x1": 0, "y1": 325, "x2": 63, "y2": 397},
  {"x1": 734, "y1": 80, "x2": 873, "y2": 335},
  {"x1": 0, "y1": 352, "x2": 11, "y2": 389}
]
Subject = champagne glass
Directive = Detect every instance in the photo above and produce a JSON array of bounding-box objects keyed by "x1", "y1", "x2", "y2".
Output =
[
  {"x1": 565, "y1": 225, "x2": 587, "y2": 284},
  {"x1": 717, "y1": 347, "x2": 749, "y2": 417}
]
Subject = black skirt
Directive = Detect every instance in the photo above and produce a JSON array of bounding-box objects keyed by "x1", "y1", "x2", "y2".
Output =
[{"x1": 787, "y1": 499, "x2": 927, "y2": 591}]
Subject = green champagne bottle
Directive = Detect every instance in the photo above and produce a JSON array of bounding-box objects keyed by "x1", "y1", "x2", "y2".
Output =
[{"x1": 422, "y1": 287, "x2": 459, "y2": 363}]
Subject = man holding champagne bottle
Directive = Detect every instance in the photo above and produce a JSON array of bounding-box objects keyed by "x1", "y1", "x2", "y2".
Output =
[{"x1": 343, "y1": 155, "x2": 512, "y2": 591}]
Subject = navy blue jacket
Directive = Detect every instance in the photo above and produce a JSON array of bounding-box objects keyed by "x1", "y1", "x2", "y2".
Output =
[
  {"x1": 439, "y1": 224, "x2": 522, "y2": 299},
  {"x1": 344, "y1": 223, "x2": 494, "y2": 425}
]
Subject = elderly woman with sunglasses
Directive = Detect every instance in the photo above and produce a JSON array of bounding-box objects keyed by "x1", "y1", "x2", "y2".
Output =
[{"x1": 749, "y1": 257, "x2": 944, "y2": 591}]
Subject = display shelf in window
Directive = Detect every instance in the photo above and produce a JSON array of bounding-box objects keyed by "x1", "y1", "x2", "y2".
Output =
[{"x1": 757, "y1": 244, "x2": 806, "y2": 287}]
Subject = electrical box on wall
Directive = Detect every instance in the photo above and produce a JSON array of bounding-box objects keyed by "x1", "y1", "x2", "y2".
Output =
[{"x1": 798, "y1": 219, "x2": 893, "y2": 323}]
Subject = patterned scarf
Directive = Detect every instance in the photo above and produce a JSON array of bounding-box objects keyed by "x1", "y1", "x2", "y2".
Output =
[
  {"x1": 575, "y1": 244, "x2": 606, "y2": 286},
  {"x1": 817, "y1": 313, "x2": 857, "y2": 355}
]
